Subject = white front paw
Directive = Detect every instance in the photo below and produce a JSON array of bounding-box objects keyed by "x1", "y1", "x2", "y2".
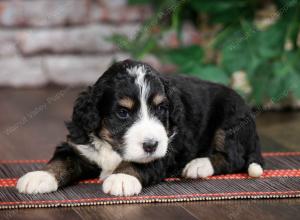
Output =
[
  {"x1": 182, "y1": 157, "x2": 214, "y2": 179},
  {"x1": 102, "y1": 173, "x2": 142, "y2": 196},
  {"x1": 16, "y1": 171, "x2": 58, "y2": 194}
]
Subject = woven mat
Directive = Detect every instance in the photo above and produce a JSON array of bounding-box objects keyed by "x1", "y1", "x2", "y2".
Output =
[{"x1": 1, "y1": 152, "x2": 300, "y2": 209}]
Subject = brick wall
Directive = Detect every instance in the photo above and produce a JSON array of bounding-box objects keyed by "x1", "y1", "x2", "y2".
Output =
[{"x1": 0, "y1": 0, "x2": 153, "y2": 87}]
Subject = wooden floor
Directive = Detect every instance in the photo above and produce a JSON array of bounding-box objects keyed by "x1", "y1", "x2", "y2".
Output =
[{"x1": 1, "y1": 86, "x2": 300, "y2": 220}]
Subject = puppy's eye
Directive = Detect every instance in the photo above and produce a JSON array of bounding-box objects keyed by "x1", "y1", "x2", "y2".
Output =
[
  {"x1": 157, "y1": 104, "x2": 168, "y2": 115},
  {"x1": 117, "y1": 108, "x2": 130, "y2": 119}
]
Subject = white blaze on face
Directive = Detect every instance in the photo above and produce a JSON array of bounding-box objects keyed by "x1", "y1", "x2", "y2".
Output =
[{"x1": 124, "y1": 66, "x2": 169, "y2": 163}]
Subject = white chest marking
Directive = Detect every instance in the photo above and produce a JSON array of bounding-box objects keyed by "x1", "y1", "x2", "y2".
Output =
[{"x1": 75, "y1": 135, "x2": 122, "y2": 179}]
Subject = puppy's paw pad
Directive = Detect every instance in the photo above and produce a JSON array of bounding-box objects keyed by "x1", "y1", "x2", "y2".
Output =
[
  {"x1": 16, "y1": 171, "x2": 58, "y2": 194},
  {"x1": 182, "y1": 157, "x2": 214, "y2": 179},
  {"x1": 102, "y1": 174, "x2": 142, "y2": 196}
]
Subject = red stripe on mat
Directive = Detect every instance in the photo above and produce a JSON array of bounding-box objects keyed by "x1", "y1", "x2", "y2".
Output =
[
  {"x1": 1, "y1": 190, "x2": 300, "y2": 206},
  {"x1": 0, "y1": 159, "x2": 48, "y2": 164},
  {"x1": 1, "y1": 169, "x2": 300, "y2": 187},
  {"x1": 0, "y1": 152, "x2": 299, "y2": 164},
  {"x1": 262, "y1": 152, "x2": 300, "y2": 157}
]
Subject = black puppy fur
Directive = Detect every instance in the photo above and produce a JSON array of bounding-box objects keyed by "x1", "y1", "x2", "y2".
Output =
[{"x1": 18, "y1": 59, "x2": 264, "y2": 194}]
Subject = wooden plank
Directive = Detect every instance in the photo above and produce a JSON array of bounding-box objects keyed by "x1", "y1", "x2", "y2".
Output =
[
  {"x1": 181, "y1": 199, "x2": 300, "y2": 220},
  {"x1": 74, "y1": 204, "x2": 199, "y2": 220},
  {"x1": 2, "y1": 208, "x2": 83, "y2": 220}
]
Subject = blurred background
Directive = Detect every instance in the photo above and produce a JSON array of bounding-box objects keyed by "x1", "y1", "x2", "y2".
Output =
[{"x1": 0, "y1": 0, "x2": 300, "y2": 160}]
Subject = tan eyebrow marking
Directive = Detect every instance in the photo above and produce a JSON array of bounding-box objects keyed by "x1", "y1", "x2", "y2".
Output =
[
  {"x1": 153, "y1": 94, "x2": 166, "y2": 106},
  {"x1": 118, "y1": 97, "x2": 135, "y2": 109}
]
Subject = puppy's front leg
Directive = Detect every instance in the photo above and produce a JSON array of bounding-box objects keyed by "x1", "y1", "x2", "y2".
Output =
[
  {"x1": 102, "y1": 160, "x2": 168, "y2": 196},
  {"x1": 17, "y1": 143, "x2": 100, "y2": 194},
  {"x1": 102, "y1": 162, "x2": 142, "y2": 196},
  {"x1": 16, "y1": 168, "x2": 59, "y2": 194}
]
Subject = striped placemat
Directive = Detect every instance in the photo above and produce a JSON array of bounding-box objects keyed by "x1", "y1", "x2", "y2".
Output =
[{"x1": 1, "y1": 152, "x2": 300, "y2": 209}]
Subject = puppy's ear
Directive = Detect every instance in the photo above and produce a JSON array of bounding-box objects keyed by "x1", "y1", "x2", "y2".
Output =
[
  {"x1": 66, "y1": 86, "x2": 102, "y2": 144},
  {"x1": 161, "y1": 77, "x2": 184, "y2": 131}
]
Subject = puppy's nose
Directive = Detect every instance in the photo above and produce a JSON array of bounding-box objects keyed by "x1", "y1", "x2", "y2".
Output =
[{"x1": 143, "y1": 140, "x2": 158, "y2": 153}]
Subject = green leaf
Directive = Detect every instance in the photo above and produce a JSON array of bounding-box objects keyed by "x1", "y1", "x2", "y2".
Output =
[
  {"x1": 190, "y1": 0, "x2": 248, "y2": 13},
  {"x1": 268, "y1": 75, "x2": 290, "y2": 102},
  {"x1": 220, "y1": 20, "x2": 286, "y2": 75},
  {"x1": 274, "y1": 0, "x2": 298, "y2": 10},
  {"x1": 290, "y1": 73, "x2": 300, "y2": 98},
  {"x1": 256, "y1": 22, "x2": 286, "y2": 59},
  {"x1": 108, "y1": 34, "x2": 132, "y2": 51},
  {"x1": 277, "y1": 51, "x2": 300, "y2": 98},
  {"x1": 248, "y1": 63, "x2": 272, "y2": 105},
  {"x1": 135, "y1": 37, "x2": 157, "y2": 59},
  {"x1": 189, "y1": 0, "x2": 254, "y2": 23},
  {"x1": 189, "y1": 65, "x2": 230, "y2": 85},
  {"x1": 161, "y1": 45, "x2": 204, "y2": 72},
  {"x1": 164, "y1": 45, "x2": 204, "y2": 64},
  {"x1": 221, "y1": 37, "x2": 261, "y2": 75},
  {"x1": 128, "y1": 0, "x2": 153, "y2": 5}
]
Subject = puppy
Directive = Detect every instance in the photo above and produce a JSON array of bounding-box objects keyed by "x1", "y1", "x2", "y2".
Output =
[{"x1": 17, "y1": 59, "x2": 264, "y2": 196}]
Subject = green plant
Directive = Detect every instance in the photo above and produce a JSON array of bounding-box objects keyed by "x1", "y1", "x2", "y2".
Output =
[{"x1": 109, "y1": 0, "x2": 300, "y2": 105}]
